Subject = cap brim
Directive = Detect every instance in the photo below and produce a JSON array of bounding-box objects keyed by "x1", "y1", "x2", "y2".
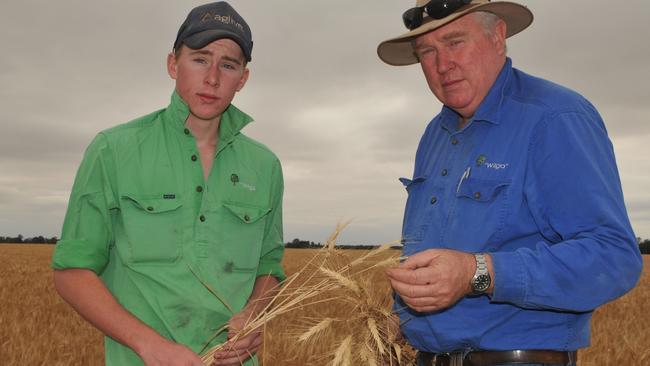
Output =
[
  {"x1": 377, "y1": 2, "x2": 533, "y2": 66},
  {"x1": 182, "y1": 29, "x2": 252, "y2": 62}
]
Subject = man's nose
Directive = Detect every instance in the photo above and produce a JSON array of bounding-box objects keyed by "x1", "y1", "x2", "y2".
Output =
[
  {"x1": 436, "y1": 49, "x2": 454, "y2": 74},
  {"x1": 206, "y1": 64, "x2": 220, "y2": 86}
]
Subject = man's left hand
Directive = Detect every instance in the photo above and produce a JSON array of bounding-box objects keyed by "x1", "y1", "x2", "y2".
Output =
[
  {"x1": 386, "y1": 249, "x2": 477, "y2": 313},
  {"x1": 210, "y1": 309, "x2": 262, "y2": 366}
]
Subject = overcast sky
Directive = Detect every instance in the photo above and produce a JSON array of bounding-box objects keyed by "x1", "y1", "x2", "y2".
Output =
[{"x1": 1, "y1": 0, "x2": 649, "y2": 245}]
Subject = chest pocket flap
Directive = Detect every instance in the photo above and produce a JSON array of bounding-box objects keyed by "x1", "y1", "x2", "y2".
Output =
[
  {"x1": 223, "y1": 202, "x2": 271, "y2": 224},
  {"x1": 119, "y1": 194, "x2": 183, "y2": 264},
  {"x1": 400, "y1": 175, "x2": 427, "y2": 191},
  {"x1": 456, "y1": 178, "x2": 510, "y2": 202},
  {"x1": 123, "y1": 195, "x2": 182, "y2": 213}
]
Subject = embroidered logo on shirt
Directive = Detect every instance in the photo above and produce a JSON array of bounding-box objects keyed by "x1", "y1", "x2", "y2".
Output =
[
  {"x1": 484, "y1": 162, "x2": 510, "y2": 170},
  {"x1": 230, "y1": 173, "x2": 256, "y2": 192},
  {"x1": 163, "y1": 194, "x2": 176, "y2": 199},
  {"x1": 239, "y1": 182, "x2": 256, "y2": 192}
]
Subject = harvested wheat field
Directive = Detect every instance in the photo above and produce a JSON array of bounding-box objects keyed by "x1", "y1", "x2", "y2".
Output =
[{"x1": 0, "y1": 244, "x2": 648, "y2": 365}]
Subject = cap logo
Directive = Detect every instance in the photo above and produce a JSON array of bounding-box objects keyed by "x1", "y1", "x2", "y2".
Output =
[{"x1": 200, "y1": 12, "x2": 245, "y2": 32}]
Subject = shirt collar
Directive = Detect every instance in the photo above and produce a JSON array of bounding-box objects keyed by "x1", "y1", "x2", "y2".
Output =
[
  {"x1": 164, "y1": 91, "x2": 254, "y2": 142},
  {"x1": 439, "y1": 57, "x2": 513, "y2": 131}
]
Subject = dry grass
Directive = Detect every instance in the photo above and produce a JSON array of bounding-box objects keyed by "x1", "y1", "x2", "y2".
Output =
[
  {"x1": 0, "y1": 244, "x2": 103, "y2": 366},
  {"x1": 201, "y1": 226, "x2": 414, "y2": 365},
  {"x1": 0, "y1": 244, "x2": 648, "y2": 365}
]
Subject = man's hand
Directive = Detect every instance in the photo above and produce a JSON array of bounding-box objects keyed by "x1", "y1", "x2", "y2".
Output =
[
  {"x1": 210, "y1": 309, "x2": 262, "y2": 366},
  {"x1": 209, "y1": 275, "x2": 277, "y2": 365},
  {"x1": 53, "y1": 269, "x2": 204, "y2": 366},
  {"x1": 386, "y1": 249, "x2": 480, "y2": 313},
  {"x1": 137, "y1": 337, "x2": 204, "y2": 366}
]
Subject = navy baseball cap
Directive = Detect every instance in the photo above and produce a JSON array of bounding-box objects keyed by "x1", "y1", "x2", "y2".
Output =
[{"x1": 173, "y1": 2, "x2": 253, "y2": 62}]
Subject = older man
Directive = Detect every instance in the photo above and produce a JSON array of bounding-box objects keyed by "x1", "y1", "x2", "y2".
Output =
[
  {"x1": 52, "y1": 2, "x2": 284, "y2": 366},
  {"x1": 378, "y1": 1, "x2": 642, "y2": 365}
]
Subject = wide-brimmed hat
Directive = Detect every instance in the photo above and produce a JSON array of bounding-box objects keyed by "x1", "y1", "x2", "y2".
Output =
[{"x1": 377, "y1": 0, "x2": 533, "y2": 66}]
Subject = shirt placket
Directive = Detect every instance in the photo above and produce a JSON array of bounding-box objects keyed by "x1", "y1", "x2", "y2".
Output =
[
  {"x1": 181, "y1": 127, "x2": 212, "y2": 259},
  {"x1": 438, "y1": 121, "x2": 479, "y2": 245}
]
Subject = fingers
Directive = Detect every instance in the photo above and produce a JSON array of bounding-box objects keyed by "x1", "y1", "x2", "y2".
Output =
[
  {"x1": 387, "y1": 266, "x2": 434, "y2": 286},
  {"x1": 212, "y1": 354, "x2": 247, "y2": 366},
  {"x1": 212, "y1": 332, "x2": 262, "y2": 366},
  {"x1": 388, "y1": 275, "x2": 435, "y2": 298},
  {"x1": 398, "y1": 249, "x2": 439, "y2": 269}
]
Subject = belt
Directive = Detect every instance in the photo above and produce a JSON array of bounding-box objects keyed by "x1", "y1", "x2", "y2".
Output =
[{"x1": 417, "y1": 350, "x2": 578, "y2": 366}]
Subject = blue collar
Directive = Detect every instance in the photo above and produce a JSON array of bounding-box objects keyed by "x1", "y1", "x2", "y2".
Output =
[{"x1": 439, "y1": 57, "x2": 513, "y2": 132}]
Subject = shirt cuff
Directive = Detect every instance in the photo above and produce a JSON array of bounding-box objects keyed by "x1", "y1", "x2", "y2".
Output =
[
  {"x1": 51, "y1": 238, "x2": 109, "y2": 275},
  {"x1": 490, "y1": 250, "x2": 527, "y2": 305},
  {"x1": 256, "y1": 261, "x2": 286, "y2": 282}
]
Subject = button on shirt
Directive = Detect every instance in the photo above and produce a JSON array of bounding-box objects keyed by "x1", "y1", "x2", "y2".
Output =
[
  {"x1": 52, "y1": 92, "x2": 285, "y2": 365},
  {"x1": 398, "y1": 58, "x2": 642, "y2": 352}
]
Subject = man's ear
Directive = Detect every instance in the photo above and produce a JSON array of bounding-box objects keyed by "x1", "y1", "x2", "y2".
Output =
[
  {"x1": 236, "y1": 67, "x2": 250, "y2": 92},
  {"x1": 493, "y1": 20, "x2": 507, "y2": 56},
  {"x1": 167, "y1": 52, "x2": 178, "y2": 80}
]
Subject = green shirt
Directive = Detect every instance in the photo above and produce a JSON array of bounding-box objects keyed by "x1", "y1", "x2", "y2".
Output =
[{"x1": 52, "y1": 92, "x2": 285, "y2": 365}]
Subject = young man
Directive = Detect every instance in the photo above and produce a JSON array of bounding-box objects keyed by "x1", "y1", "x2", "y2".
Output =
[
  {"x1": 52, "y1": 3, "x2": 284, "y2": 366},
  {"x1": 378, "y1": 1, "x2": 642, "y2": 365}
]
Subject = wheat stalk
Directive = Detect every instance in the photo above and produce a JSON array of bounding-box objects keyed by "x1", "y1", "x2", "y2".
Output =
[
  {"x1": 319, "y1": 267, "x2": 360, "y2": 294},
  {"x1": 331, "y1": 335, "x2": 352, "y2": 366},
  {"x1": 367, "y1": 317, "x2": 386, "y2": 356},
  {"x1": 298, "y1": 318, "x2": 335, "y2": 343}
]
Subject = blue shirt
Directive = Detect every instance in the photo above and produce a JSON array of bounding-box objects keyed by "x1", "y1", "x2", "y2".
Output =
[{"x1": 397, "y1": 58, "x2": 642, "y2": 352}]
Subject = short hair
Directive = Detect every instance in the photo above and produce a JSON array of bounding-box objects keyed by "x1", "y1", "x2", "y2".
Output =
[
  {"x1": 472, "y1": 11, "x2": 501, "y2": 36},
  {"x1": 472, "y1": 11, "x2": 507, "y2": 53}
]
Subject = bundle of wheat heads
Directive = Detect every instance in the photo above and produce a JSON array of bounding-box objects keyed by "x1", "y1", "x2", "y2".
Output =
[{"x1": 199, "y1": 223, "x2": 417, "y2": 365}]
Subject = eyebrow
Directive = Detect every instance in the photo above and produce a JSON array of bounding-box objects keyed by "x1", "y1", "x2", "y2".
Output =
[
  {"x1": 188, "y1": 50, "x2": 213, "y2": 56},
  {"x1": 188, "y1": 49, "x2": 243, "y2": 65},
  {"x1": 222, "y1": 56, "x2": 243, "y2": 66},
  {"x1": 413, "y1": 31, "x2": 468, "y2": 50},
  {"x1": 441, "y1": 31, "x2": 468, "y2": 41}
]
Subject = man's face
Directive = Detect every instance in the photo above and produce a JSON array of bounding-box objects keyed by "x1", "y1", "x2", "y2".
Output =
[
  {"x1": 167, "y1": 38, "x2": 249, "y2": 122},
  {"x1": 414, "y1": 13, "x2": 506, "y2": 120}
]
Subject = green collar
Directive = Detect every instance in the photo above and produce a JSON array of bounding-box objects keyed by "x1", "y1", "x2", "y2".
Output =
[{"x1": 164, "y1": 91, "x2": 254, "y2": 142}]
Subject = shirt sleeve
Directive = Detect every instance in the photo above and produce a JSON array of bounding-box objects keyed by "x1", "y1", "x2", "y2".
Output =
[
  {"x1": 490, "y1": 105, "x2": 643, "y2": 311},
  {"x1": 52, "y1": 133, "x2": 117, "y2": 274},
  {"x1": 256, "y1": 158, "x2": 286, "y2": 281}
]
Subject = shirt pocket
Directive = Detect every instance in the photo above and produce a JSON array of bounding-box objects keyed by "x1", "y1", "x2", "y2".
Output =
[
  {"x1": 219, "y1": 201, "x2": 272, "y2": 272},
  {"x1": 120, "y1": 194, "x2": 183, "y2": 264},
  {"x1": 456, "y1": 177, "x2": 510, "y2": 202},
  {"x1": 453, "y1": 177, "x2": 511, "y2": 245}
]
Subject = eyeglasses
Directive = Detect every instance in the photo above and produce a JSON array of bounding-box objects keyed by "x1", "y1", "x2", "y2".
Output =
[{"x1": 402, "y1": 0, "x2": 472, "y2": 30}]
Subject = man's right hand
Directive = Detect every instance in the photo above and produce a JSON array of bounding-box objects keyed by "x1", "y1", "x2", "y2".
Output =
[
  {"x1": 53, "y1": 269, "x2": 204, "y2": 366},
  {"x1": 137, "y1": 337, "x2": 204, "y2": 366}
]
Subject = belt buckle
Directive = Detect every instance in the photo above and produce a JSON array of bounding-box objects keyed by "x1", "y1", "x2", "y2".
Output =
[
  {"x1": 450, "y1": 352, "x2": 464, "y2": 366},
  {"x1": 435, "y1": 352, "x2": 464, "y2": 366}
]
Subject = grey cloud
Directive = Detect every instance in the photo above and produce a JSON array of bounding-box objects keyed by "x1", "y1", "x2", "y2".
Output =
[{"x1": 1, "y1": 0, "x2": 649, "y2": 242}]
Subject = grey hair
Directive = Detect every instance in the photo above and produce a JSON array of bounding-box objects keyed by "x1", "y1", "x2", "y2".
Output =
[
  {"x1": 472, "y1": 11, "x2": 501, "y2": 36},
  {"x1": 472, "y1": 11, "x2": 507, "y2": 53}
]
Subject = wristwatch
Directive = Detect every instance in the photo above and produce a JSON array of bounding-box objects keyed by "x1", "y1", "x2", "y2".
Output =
[{"x1": 470, "y1": 253, "x2": 491, "y2": 295}]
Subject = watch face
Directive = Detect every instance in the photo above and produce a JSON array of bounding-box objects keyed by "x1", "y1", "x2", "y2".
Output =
[{"x1": 473, "y1": 274, "x2": 491, "y2": 292}]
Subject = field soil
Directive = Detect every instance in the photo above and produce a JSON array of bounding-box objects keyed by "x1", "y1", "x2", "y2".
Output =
[{"x1": 0, "y1": 245, "x2": 648, "y2": 365}]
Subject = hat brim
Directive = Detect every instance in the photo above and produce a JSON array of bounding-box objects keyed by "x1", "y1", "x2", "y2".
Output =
[
  {"x1": 183, "y1": 29, "x2": 252, "y2": 62},
  {"x1": 377, "y1": 1, "x2": 533, "y2": 66}
]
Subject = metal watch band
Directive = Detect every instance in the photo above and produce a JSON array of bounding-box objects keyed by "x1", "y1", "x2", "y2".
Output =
[{"x1": 471, "y1": 253, "x2": 491, "y2": 294}]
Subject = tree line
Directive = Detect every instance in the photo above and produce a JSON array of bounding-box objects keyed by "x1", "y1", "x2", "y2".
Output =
[
  {"x1": 284, "y1": 238, "x2": 389, "y2": 250},
  {"x1": 0, "y1": 235, "x2": 58, "y2": 244},
  {"x1": 639, "y1": 238, "x2": 650, "y2": 255}
]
